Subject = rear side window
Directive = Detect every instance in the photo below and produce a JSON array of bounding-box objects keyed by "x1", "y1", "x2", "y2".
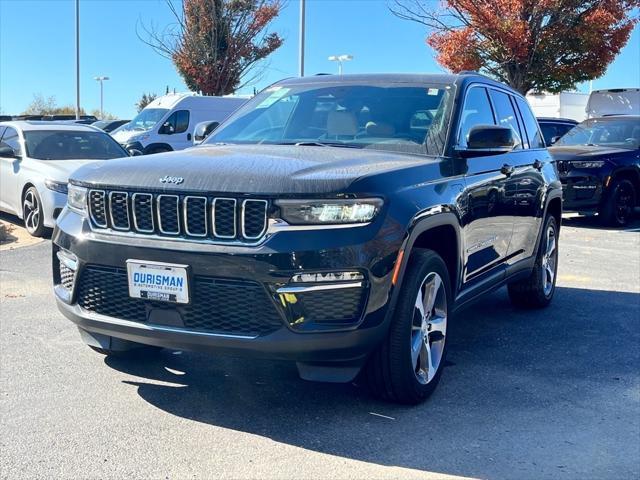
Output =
[
  {"x1": 458, "y1": 87, "x2": 495, "y2": 148},
  {"x1": 515, "y1": 97, "x2": 545, "y2": 149},
  {"x1": 0, "y1": 127, "x2": 22, "y2": 156},
  {"x1": 489, "y1": 90, "x2": 523, "y2": 149}
]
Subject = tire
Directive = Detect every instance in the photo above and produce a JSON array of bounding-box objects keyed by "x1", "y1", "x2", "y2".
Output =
[
  {"x1": 22, "y1": 186, "x2": 46, "y2": 237},
  {"x1": 508, "y1": 215, "x2": 558, "y2": 309},
  {"x1": 366, "y1": 249, "x2": 452, "y2": 404},
  {"x1": 600, "y1": 178, "x2": 636, "y2": 227}
]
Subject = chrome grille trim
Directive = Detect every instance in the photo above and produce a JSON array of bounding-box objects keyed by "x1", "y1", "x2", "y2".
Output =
[
  {"x1": 131, "y1": 193, "x2": 154, "y2": 233},
  {"x1": 241, "y1": 199, "x2": 268, "y2": 240},
  {"x1": 88, "y1": 190, "x2": 107, "y2": 227},
  {"x1": 212, "y1": 198, "x2": 237, "y2": 239},
  {"x1": 157, "y1": 194, "x2": 180, "y2": 235},
  {"x1": 108, "y1": 191, "x2": 130, "y2": 231},
  {"x1": 183, "y1": 196, "x2": 208, "y2": 237}
]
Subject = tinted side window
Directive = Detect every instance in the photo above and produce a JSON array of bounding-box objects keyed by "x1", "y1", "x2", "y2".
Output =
[
  {"x1": 0, "y1": 126, "x2": 6, "y2": 140},
  {"x1": 0, "y1": 127, "x2": 22, "y2": 156},
  {"x1": 162, "y1": 110, "x2": 190, "y2": 134},
  {"x1": 515, "y1": 97, "x2": 544, "y2": 148},
  {"x1": 489, "y1": 90, "x2": 523, "y2": 149},
  {"x1": 458, "y1": 87, "x2": 495, "y2": 147}
]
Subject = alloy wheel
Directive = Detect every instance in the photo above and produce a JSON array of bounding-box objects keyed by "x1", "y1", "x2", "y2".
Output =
[
  {"x1": 541, "y1": 224, "x2": 557, "y2": 296},
  {"x1": 23, "y1": 190, "x2": 41, "y2": 234},
  {"x1": 411, "y1": 272, "x2": 448, "y2": 385}
]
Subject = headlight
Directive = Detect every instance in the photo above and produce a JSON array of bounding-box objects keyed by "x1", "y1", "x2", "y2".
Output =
[
  {"x1": 67, "y1": 184, "x2": 87, "y2": 213},
  {"x1": 571, "y1": 160, "x2": 605, "y2": 169},
  {"x1": 275, "y1": 199, "x2": 383, "y2": 225},
  {"x1": 44, "y1": 179, "x2": 68, "y2": 194}
]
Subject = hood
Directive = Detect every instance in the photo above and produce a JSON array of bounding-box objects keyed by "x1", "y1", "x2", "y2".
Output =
[
  {"x1": 111, "y1": 128, "x2": 142, "y2": 144},
  {"x1": 38, "y1": 159, "x2": 106, "y2": 183},
  {"x1": 547, "y1": 145, "x2": 636, "y2": 163},
  {"x1": 70, "y1": 144, "x2": 436, "y2": 195}
]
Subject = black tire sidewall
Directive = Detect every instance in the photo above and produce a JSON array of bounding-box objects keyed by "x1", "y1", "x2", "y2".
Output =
[
  {"x1": 388, "y1": 250, "x2": 452, "y2": 403},
  {"x1": 538, "y1": 215, "x2": 559, "y2": 302},
  {"x1": 603, "y1": 179, "x2": 636, "y2": 227}
]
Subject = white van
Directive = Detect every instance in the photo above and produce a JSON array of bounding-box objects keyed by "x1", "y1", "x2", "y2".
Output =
[
  {"x1": 111, "y1": 93, "x2": 247, "y2": 154},
  {"x1": 586, "y1": 88, "x2": 639, "y2": 118}
]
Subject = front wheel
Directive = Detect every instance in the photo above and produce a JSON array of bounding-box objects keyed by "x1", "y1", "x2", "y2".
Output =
[
  {"x1": 508, "y1": 215, "x2": 559, "y2": 309},
  {"x1": 600, "y1": 179, "x2": 636, "y2": 227},
  {"x1": 366, "y1": 249, "x2": 451, "y2": 404},
  {"x1": 22, "y1": 186, "x2": 46, "y2": 237}
]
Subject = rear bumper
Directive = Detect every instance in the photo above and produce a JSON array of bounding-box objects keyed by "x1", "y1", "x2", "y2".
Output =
[{"x1": 52, "y1": 208, "x2": 401, "y2": 373}]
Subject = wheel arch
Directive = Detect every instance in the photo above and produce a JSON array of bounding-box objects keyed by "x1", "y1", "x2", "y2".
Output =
[
  {"x1": 143, "y1": 143, "x2": 173, "y2": 155},
  {"x1": 610, "y1": 168, "x2": 640, "y2": 204}
]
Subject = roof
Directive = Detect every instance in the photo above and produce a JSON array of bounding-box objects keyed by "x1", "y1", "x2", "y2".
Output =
[
  {"x1": 0, "y1": 120, "x2": 102, "y2": 132},
  {"x1": 276, "y1": 72, "x2": 515, "y2": 92}
]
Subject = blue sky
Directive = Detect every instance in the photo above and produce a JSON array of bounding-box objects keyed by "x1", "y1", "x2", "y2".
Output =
[{"x1": 1, "y1": 0, "x2": 639, "y2": 118}]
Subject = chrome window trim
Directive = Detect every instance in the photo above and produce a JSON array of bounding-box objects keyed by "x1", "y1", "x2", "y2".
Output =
[
  {"x1": 108, "y1": 191, "x2": 130, "y2": 231},
  {"x1": 157, "y1": 194, "x2": 180, "y2": 235},
  {"x1": 88, "y1": 190, "x2": 107, "y2": 227},
  {"x1": 241, "y1": 199, "x2": 268, "y2": 240},
  {"x1": 131, "y1": 193, "x2": 155, "y2": 233},
  {"x1": 212, "y1": 197, "x2": 237, "y2": 239},
  {"x1": 184, "y1": 195, "x2": 208, "y2": 237}
]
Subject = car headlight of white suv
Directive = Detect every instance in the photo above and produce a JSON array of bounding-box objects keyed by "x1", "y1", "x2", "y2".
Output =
[{"x1": 67, "y1": 184, "x2": 88, "y2": 213}]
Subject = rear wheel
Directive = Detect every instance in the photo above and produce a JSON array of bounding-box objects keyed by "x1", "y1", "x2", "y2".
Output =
[
  {"x1": 508, "y1": 215, "x2": 558, "y2": 309},
  {"x1": 600, "y1": 179, "x2": 636, "y2": 227},
  {"x1": 22, "y1": 186, "x2": 46, "y2": 237},
  {"x1": 366, "y1": 249, "x2": 451, "y2": 404}
]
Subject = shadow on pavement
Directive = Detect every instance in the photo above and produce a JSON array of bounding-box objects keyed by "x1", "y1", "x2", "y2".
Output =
[
  {"x1": 0, "y1": 211, "x2": 53, "y2": 240},
  {"x1": 104, "y1": 286, "x2": 640, "y2": 478},
  {"x1": 562, "y1": 212, "x2": 640, "y2": 231}
]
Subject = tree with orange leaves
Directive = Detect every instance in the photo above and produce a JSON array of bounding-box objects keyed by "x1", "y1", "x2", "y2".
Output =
[
  {"x1": 140, "y1": 0, "x2": 283, "y2": 95},
  {"x1": 391, "y1": 0, "x2": 639, "y2": 94}
]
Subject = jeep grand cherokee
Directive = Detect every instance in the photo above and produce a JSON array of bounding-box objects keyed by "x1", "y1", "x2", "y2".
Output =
[{"x1": 52, "y1": 73, "x2": 562, "y2": 404}]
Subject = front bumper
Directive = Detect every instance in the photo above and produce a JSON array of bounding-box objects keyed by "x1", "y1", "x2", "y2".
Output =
[
  {"x1": 559, "y1": 169, "x2": 607, "y2": 211},
  {"x1": 39, "y1": 187, "x2": 67, "y2": 228},
  {"x1": 52, "y1": 208, "x2": 402, "y2": 372}
]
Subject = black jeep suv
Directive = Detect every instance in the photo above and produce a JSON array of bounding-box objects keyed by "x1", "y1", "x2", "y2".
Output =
[
  {"x1": 549, "y1": 115, "x2": 640, "y2": 226},
  {"x1": 53, "y1": 74, "x2": 562, "y2": 404}
]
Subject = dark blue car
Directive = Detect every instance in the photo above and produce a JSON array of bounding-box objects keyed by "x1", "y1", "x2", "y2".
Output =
[{"x1": 549, "y1": 115, "x2": 640, "y2": 226}]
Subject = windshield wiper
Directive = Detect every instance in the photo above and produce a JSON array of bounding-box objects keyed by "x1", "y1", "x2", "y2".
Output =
[{"x1": 271, "y1": 141, "x2": 363, "y2": 149}]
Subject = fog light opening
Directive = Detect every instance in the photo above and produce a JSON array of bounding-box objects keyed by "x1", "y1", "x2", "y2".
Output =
[{"x1": 56, "y1": 249, "x2": 78, "y2": 271}]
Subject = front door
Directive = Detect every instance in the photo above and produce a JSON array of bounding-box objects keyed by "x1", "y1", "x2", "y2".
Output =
[{"x1": 0, "y1": 127, "x2": 23, "y2": 214}]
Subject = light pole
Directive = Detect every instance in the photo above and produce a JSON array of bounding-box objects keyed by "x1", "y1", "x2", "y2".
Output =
[
  {"x1": 94, "y1": 76, "x2": 109, "y2": 119},
  {"x1": 328, "y1": 54, "x2": 353, "y2": 75},
  {"x1": 298, "y1": 0, "x2": 305, "y2": 77},
  {"x1": 75, "y1": 0, "x2": 80, "y2": 120}
]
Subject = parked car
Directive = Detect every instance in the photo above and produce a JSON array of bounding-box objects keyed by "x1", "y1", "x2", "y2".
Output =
[
  {"x1": 92, "y1": 119, "x2": 130, "y2": 133},
  {"x1": 549, "y1": 115, "x2": 640, "y2": 226},
  {"x1": 587, "y1": 88, "x2": 639, "y2": 118},
  {"x1": 0, "y1": 121, "x2": 131, "y2": 236},
  {"x1": 52, "y1": 73, "x2": 562, "y2": 404},
  {"x1": 537, "y1": 117, "x2": 578, "y2": 146},
  {"x1": 110, "y1": 93, "x2": 247, "y2": 154}
]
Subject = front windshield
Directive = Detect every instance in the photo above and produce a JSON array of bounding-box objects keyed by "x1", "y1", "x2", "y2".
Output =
[
  {"x1": 555, "y1": 117, "x2": 640, "y2": 150},
  {"x1": 120, "y1": 108, "x2": 168, "y2": 132},
  {"x1": 205, "y1": 83, "x2": 455, "y2": 156},
  {"x1": 24, "y1": 131, "x2": 128, "y2": 160}
]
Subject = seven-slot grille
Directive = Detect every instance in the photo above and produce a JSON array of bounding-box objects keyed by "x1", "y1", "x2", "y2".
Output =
[{"x1": 87, "y1": 189, "x2": 268, "y2": 243}]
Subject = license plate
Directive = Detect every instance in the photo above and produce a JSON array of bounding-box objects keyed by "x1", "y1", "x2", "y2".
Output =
[{"x1": 126, "y1": 260, "x2": 189, "y2": 304}]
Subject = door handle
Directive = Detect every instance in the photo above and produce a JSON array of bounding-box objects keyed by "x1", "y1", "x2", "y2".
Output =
[
  {"x1": 500, "y1": 164, "x2": 514, "y2": 176},
  {"x1": 533, "y1": 159, "x2": 543, "y2": 171},
  {"x1": 187, "y1": 133, "x2": 192, "y2": 141}
]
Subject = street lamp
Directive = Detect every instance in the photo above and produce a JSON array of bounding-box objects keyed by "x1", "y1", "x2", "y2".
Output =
[
  {"x1": 94, "y1": 76, "x2": 109, "y2": 119},
  {"x1": 328, "y1": 54, "x2": 353, "y2": 75}
]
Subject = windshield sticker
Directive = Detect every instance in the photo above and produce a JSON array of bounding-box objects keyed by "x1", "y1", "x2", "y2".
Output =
[
  {"x1": 427, "y1": 88, "x2": 440, "y2": 96},
  {"x1": 257, "y1": 87, "x2": 291, "y2": 108}
]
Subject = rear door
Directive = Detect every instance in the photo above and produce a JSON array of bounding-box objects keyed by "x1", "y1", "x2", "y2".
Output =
[{"x1": 458, "y1": 86, "x2": 516, "y2": 283}]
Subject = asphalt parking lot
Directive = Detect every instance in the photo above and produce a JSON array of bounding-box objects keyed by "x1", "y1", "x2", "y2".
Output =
[{"x1": 1, "y1": 215, "x2": 639, "y2": 480}]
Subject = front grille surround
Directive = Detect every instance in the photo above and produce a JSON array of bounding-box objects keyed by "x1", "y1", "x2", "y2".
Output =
[
  {"x1": 184, "y1": 196, "x2": 208, "y2": 237},
  {"x1": 88, "y1": 190, "x2": 107, "y2": 227},
  {"x1": 108, "y1": 191, "x2": 130, "y2": 231},
  {"x1": 242, "y1": 199, "x2": 269, "y2": 240},
  {"x1": 132, "y1": 193, "x2": 154, "y2": 233},
  {"x1": 157, "y1": 194, "x2": 180, "y2": 235}
]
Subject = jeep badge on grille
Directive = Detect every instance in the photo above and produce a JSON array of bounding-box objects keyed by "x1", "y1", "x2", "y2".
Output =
[{"x1": 159, "y1": 175, "x2": 184, "y2": 184}]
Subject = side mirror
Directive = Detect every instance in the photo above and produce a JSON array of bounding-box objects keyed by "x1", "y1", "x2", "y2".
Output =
[
  {"x1": 160, "y1": 122, "x2": 175, "y2": 135},
  {"x1": 457, "y1": 125, "x2": 516, "y2": 158},
  {"x1": 193, "y1": 121, "x2": 220, "y2": 145},
  {"x1": 128, "y1": 149, "x2": 143, "y2": 157},
  {"x1": 0, "y1": 145, "x2": 19, "y2": 158},
  {"x1": 550, "y1": 135, "x2": 561, "y2": 145}
]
